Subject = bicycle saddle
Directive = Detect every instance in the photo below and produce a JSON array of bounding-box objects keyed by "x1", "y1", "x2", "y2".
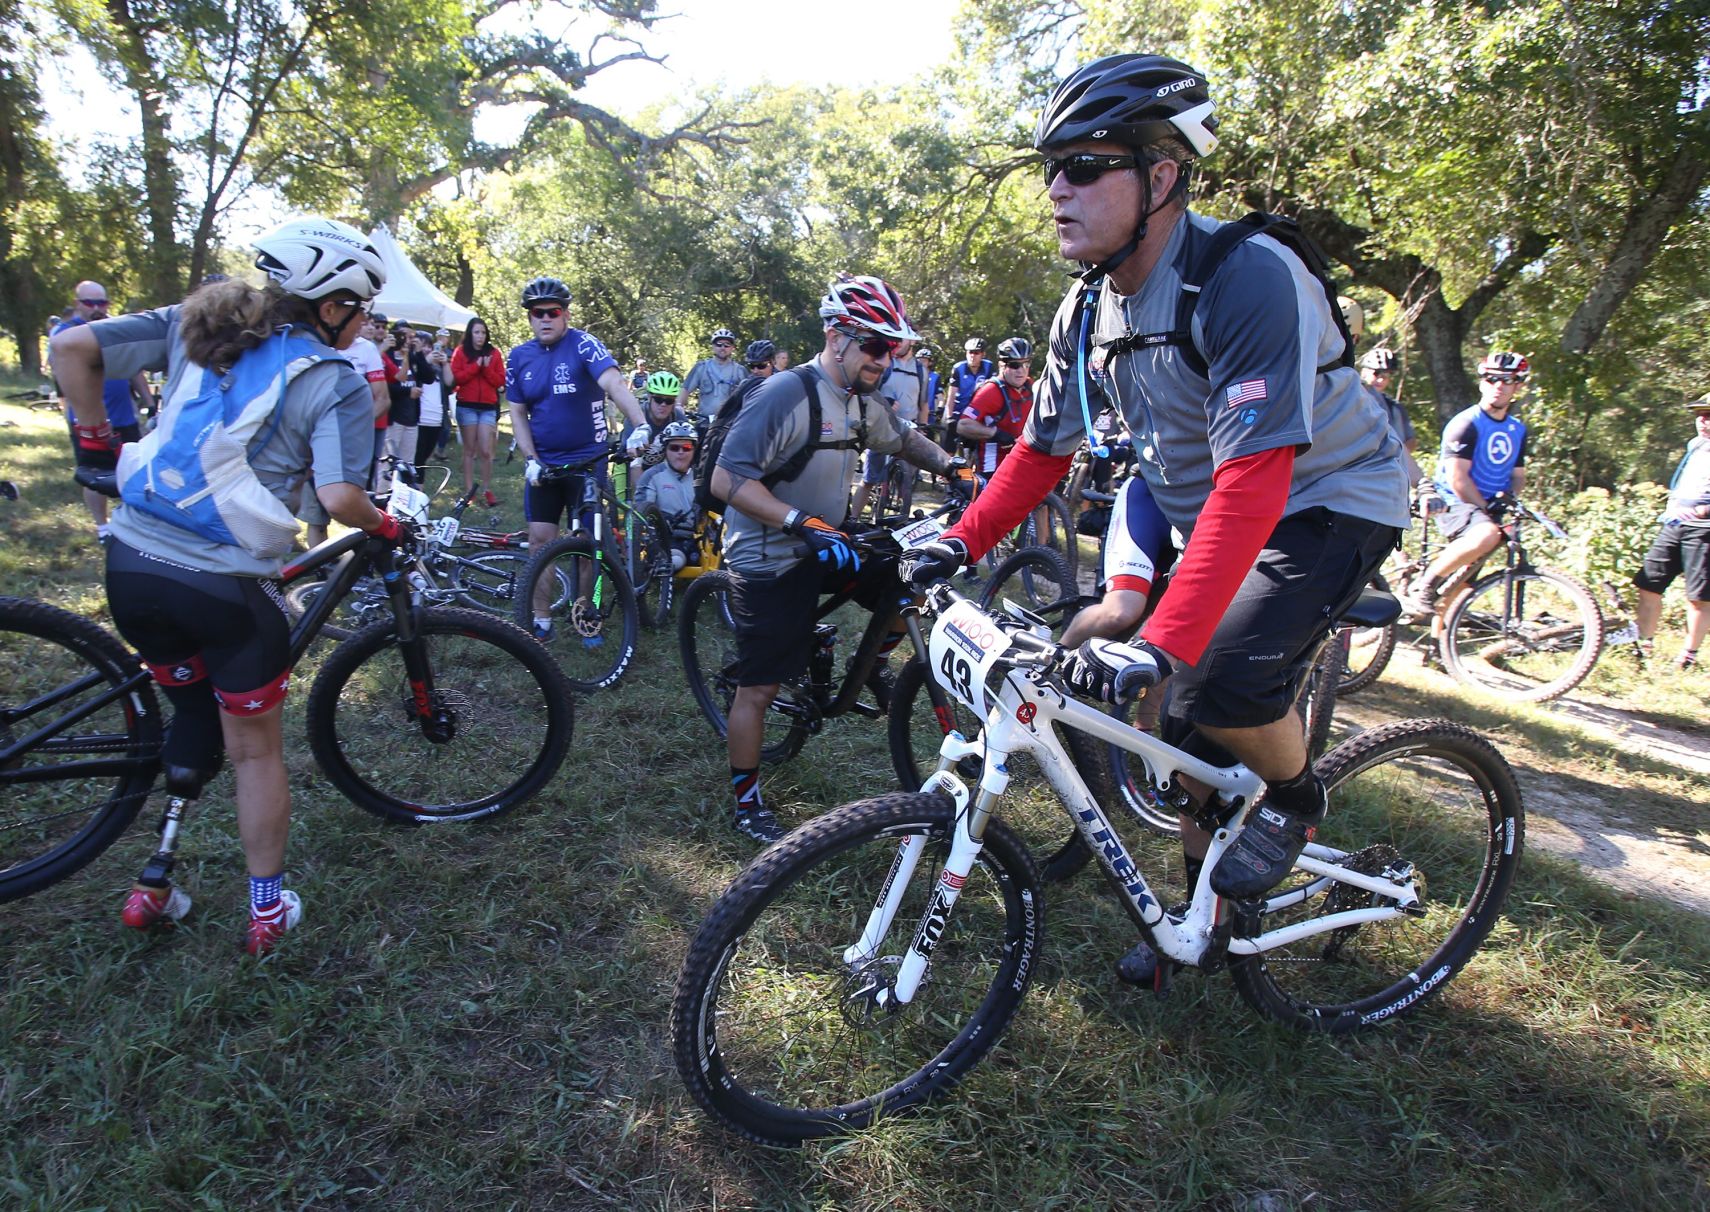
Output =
[{"x1": 1339, "y1": 588, "x2": 1402, "y2": 628}]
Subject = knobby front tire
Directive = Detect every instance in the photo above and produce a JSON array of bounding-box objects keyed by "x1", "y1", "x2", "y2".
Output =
[
  {"x1": 670, "y1": 792, "x2": 1041, "y2": 1145},
  {"x1": 0, "y1": 597, "x2": 162, "y2": 902},
  {"x1": 305, "y1": 607, "x2": 574, "y2": 823},
  {"x1": 677, "y1": 570, "x2": 809, "y2": 765},
  {"x1": 1440, "y1": 568, "x2": 1603, "y2": 703},
  {"x1": 512, "y1": 534, "x2": 639, "y2": 693},
  {"x1": 1228, "y1": 719, "x2": 1524, "y2": 1033}
]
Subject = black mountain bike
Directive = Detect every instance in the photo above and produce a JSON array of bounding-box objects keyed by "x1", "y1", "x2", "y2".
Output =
[
  {"x1": 1, "y1": 488, "x2": 575, "y2": 904},
  {"x1": 679, "y1": 508, "x2": 966, "y2": 766}
]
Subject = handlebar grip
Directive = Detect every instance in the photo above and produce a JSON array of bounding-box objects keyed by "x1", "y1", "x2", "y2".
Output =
[{"x1": 74, "y1": 465, "x2": 120, "y2": 498}]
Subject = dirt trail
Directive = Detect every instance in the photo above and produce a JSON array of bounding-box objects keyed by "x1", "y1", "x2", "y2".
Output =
[{"x1": 1339, "y1": 648, "x2": 1710, "y2": 918}]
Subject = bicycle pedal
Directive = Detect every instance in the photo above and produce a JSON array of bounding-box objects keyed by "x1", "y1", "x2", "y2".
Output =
[
  {"x1": 1150, "y1": 960, "x2": 1179, "y2": 1000},
  {"x1": 849, "y1": 699, "x2": 883, "y2": 719}
]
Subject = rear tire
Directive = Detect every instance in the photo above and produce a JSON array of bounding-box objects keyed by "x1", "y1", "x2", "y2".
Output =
[
  {"x1": 1228, "y1": 720, "x2": 1524, "y2": 1032},
  {"x1": 1440, "y1": 569, "x2": 1603, "y2": 702},
  {"x1": 0, "y1": 598, "x2": 161, "y2": 902}
]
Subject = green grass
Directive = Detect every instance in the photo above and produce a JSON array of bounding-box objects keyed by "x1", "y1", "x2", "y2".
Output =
[{"x1": 3, "y1": 399, "x2": 1709, "y2": 1210}]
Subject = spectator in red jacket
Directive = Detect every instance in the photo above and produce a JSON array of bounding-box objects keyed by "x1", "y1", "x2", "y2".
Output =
[{"x1": 452, "y1": 317, "x2": 507, "y2": 504}]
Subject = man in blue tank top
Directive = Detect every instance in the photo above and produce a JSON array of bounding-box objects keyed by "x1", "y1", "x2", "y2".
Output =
[{"x1": 1405, "y1": 351, "x2": 1531, "y2": 616}]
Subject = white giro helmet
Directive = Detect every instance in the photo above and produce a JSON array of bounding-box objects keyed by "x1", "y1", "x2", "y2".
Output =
[{"x1": 253, "y1": 217, "x2": 386, "y2": 301}]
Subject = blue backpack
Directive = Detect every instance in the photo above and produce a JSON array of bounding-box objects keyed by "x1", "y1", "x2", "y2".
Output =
[{"x1": 117, "y1": 330, "x2": 343, "y2": 559}]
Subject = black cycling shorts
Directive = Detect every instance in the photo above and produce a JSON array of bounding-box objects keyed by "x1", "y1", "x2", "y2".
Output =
[
  {"x1": 525, "y1": 462, "x2": 606, "y2": 529},
  {"x1": 1633, "y1": 523, "x2": 1710, "y2": 602},
  {"x1": 105, "y1": 539, "x2": 293, "y2": 716},
  {"x1": 728, "y1": 556, "x2": 907, "y2": 687},
  {"x1": 1159, "y1": 507, "x2": 1397, "y2": 733},
  {"x1": 68, "y1": 421, "x2": 141, "y2": 472}
]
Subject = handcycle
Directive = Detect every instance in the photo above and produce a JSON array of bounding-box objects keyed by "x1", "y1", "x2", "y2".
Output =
[
  {"x1": 1350, "y1": 496, "x2": 1604, "y2": 702},
  {"x1": 888, "y1": 544, "x2": 1390, "y2": 878},
  {"x1": 284, "y1": 458, "x2": 555, "y2": 641},
  {"x1": 0, "y1": 472, "x2": 576, "y2": 905},
  {"x1": 510, "y1": 441, "x2": 647, "y2": 693},
  {"x1": 670, "y1": 578, "x2": 1523, "y2": 1145},
  {"x1": 678, "y1": 503, "x2": 969, "y2": 766}
]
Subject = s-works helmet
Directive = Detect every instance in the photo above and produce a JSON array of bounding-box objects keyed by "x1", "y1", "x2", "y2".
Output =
[
  {"x1": 996, "y1": 337, "x2": 1032, "y2": 362},
  {"x1": 744, "y1": 339, "x2": 777, "y2": 365},
  {"x1": 252, "y1": 218, "x2": 386, "y2": 300},
  {"x1": 1358, "y1": 348, "x2": 1398, "y2": 373},
  {"x1": 659, "y1": 420, "x2": 698, "y2": 446}
]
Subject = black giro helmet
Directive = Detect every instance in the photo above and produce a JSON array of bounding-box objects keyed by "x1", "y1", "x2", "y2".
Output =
[
  {"x1": 521, "y1": 276, "x2": 571, "y2": 308},
  {"x1": 744, "y1": 338, "x2": 777, "y2": 365},
  {"x1": 1034, "y1": 55, "x2": 1218, "y2": 157},
  {"x1": 996, "y1": 337, "x2": 1032, "y2": 362}
]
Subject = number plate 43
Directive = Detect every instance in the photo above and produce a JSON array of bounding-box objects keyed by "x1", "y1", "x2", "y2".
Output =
[{"x1": 928, "y1": 599, "x2": 1009, "y2": 714}]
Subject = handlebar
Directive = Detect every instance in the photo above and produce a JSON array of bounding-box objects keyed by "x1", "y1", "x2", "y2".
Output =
[{"x1": 75, "y1": 466, "x2": 120, "y2": 499}]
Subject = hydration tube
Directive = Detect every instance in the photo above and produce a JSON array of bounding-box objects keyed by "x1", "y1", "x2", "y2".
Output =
[{"x1": 1075, "y1": 277, "x2": 1109, "y2": 459}]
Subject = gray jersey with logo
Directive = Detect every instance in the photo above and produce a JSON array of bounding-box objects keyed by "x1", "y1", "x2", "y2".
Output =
[
  {"x1": 1024, "y1": 209, "x2": 1409, "y2": 538},
  {"x1": 717, "y1": 362, "x2": 906, "y2": 574},
  {"x1": 93, "y1": 306, "x2": 373, "y2": 577},
  {"x1": 681, "y1": 356, "x2": 746, "y2": 413}
]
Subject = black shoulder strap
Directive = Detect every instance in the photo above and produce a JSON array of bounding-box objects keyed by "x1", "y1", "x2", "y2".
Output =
[
  {"x1": 761, "y1": 365, "x2": 868, "y2": 488},
  {"x1": 1097, "y1": 212, "x2": 1354, "y2": 377}
]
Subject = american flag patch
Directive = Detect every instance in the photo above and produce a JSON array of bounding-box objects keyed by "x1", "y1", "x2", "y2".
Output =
[{"x1": 1226, "y1": 378, "x2": 1267, "y2": 408}]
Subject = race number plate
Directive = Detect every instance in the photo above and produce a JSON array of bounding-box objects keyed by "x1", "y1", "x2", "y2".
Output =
[
  {"x1": 431, "y1": 516, "x2": 460, "y2": 547},
  {"x1": 389, "y1": 476, "x2": 432, "y2": 525},
  {"x1": 928, "y1": 598, "x2": 1010, "y2": 715},
  {"x1": 892, "y1": 515, "x2": 945, "y2": 550}
]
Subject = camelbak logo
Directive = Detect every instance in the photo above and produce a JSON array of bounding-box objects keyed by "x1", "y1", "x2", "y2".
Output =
[
  {"x1": 1158, "y1": 78, "x2": 1198, "y2": 96},
  {"x1": 1091, "y1": 129, "x2": 1108, "y2": 138}
]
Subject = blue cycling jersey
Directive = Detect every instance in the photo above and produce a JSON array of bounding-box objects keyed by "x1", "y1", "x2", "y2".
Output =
[
  {"x1": 1435, "y1": 404, "x2": 1527, "y2": 502},
  {"x1": 951, "y1": 359, "x2": 994, "y2": 412},
  {"x1": 52, "y1": 317, "x2": 138, "y2": 427},
  {"x1": 505, "y1": 329, "x2": 619, "y2": 465}
]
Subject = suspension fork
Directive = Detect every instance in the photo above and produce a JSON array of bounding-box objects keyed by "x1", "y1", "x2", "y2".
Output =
[{"x1": 383, "y1": 547, "x2": 453, "y2": 741}]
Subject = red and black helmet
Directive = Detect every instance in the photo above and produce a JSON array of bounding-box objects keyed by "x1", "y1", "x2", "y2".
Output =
[{"x1": 818, "y1": 273, "x2": 920, "y2": 341}]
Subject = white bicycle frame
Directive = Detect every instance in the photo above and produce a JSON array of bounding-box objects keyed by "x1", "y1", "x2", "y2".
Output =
[{"x1": 850, "y1": 591, "x2": 1424, "y2": 1010}]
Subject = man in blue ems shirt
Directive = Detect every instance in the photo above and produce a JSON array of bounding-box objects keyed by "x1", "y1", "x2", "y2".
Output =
[
  {"x1": 1405, "y1": 351, "x2": 1531, "y2": 616},
  {"x1": 506, "y1": 275, "x2": 648, "y2": 640}
]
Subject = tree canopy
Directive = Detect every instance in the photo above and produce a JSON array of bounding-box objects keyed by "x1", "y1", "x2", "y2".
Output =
[{"x1": 5, "y1": 0, "x2": 1706, "y2": 489}]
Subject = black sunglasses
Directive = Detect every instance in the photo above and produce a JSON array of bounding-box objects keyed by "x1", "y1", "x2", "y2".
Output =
[
  {"x1": 1482, "y1": 374, "x2": 1522, "y2": 385},
  {"x1": 1002, "y1": 360, "x2": 1028, "y2": 370},
  {"x1": 78, "y1": 297, "x2": 109, "y2": 307},
  {"x1": 1042, "y1": 153, "x2": 1141, "y2": 188},
  {"x1": 529, "y1": 306, "x2": 563, "y2": 319},
  {"x1": 836, "y1": 326, "x2": 898, "y2": 358}
]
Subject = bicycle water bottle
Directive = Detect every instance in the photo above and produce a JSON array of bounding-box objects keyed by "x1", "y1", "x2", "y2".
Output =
[{"x1": 809, "y1": 623, "x2": 838, "y2": 694}]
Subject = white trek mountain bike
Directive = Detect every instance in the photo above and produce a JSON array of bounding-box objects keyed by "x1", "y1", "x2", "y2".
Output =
[{"x1": 671, "y1": 580, "x2": 1525, "y2": 1146}]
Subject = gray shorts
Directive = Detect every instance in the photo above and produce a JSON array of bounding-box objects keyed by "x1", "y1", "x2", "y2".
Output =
[{"x1": 1438, "y1": 498, "x2": 1497, "y2": 542}]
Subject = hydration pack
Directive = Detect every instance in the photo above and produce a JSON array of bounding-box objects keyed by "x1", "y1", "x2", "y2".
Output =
[
  {"x1": 117, "y1": 330, "x2": 343, "y2": 559},
  {"x1": 1096, "y1": 211, "x2": 1357, "y2": 376},
  {"x1": 694, "y1": 365, "x2": 867, "y2": 516}
]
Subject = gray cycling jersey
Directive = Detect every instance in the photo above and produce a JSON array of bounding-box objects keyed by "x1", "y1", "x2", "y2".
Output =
[
  {"x1": 681, "y1": 357, "x2": 746, "y2": 413},
  {"x1": 1369, "y1": 388, "x2": 1414, "y2": 447},
  {"x1": 94, "y1": 306, "x2": 375, "y2": 577},
  {"x1": 635, "y1": 461, "x2": 696, "y2": 525},
  {"x1": 1025, "y1": 209, "x2": 1409, "y2": 537},
  {"x1": 881, "y1": 356, "x2": 927, "y2": 423},
  {"x1": 718, "y1": 360, "x2": 906, "y2": 574}
]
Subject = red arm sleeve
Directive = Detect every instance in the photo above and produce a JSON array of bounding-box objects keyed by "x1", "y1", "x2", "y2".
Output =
[
  {"x1": 942, "y1": 438, "x2": 1076, "y2": 561},
  {"x1": 1139, "y1": 445, "x2": 1295, "y2": 667}
]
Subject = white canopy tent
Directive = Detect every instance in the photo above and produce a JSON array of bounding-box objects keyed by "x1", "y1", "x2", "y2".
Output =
[{"x1": 367, "y1": 225, "x2": 477, "y2": 331}]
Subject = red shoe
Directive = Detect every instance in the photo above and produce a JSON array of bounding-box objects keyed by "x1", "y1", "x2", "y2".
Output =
[
  {"x1": 484, "y1": 490, "x2": 500, "y2": 507},
  {"x1": 244, "y1": 890, "x2": 302, "y2": 957},
  {"x1": 121, "y1": 883, "x2": 192, "y2": 928}
]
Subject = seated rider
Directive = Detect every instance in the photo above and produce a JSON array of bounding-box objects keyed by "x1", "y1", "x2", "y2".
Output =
[
  {"x1": 904, "y1": 56, "x2": 1407, "y2": 988},
  {"x1": 1403, "y1": 352, "x2": 1530, "y2": 617},
  {"x1": 635, "y1": 420, "x2": 701, "y2": 569}
]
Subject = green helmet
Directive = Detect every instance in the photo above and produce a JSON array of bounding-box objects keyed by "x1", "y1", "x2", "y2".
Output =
[{"x1": 645, "y1": 370, "x2": 682, "y2": 398}]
